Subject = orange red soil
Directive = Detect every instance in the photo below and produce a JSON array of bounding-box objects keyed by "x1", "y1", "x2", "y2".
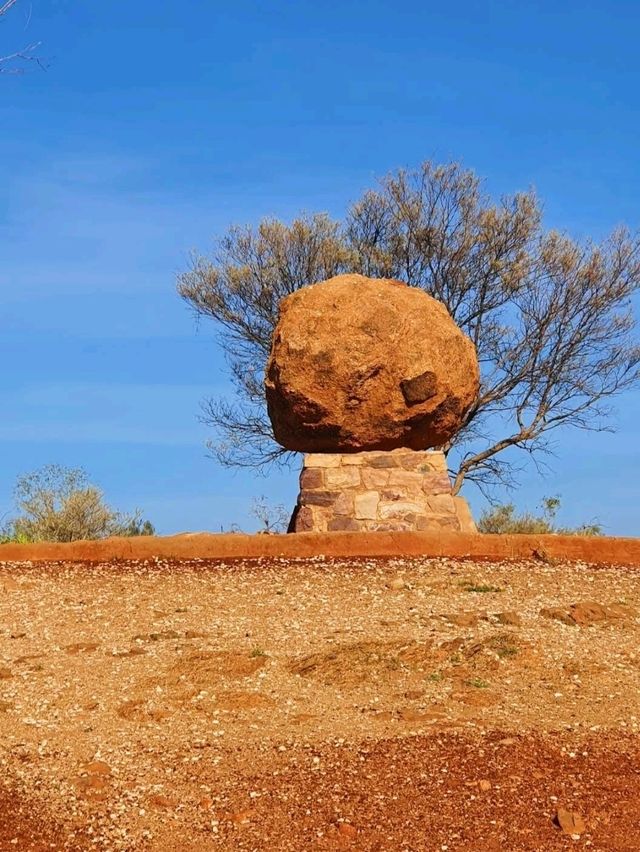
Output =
[
  {"x1": 1, "y1": 530, "x2": 640, "y2": 566},
  {"x1": 2, "y1": 553, "x2": 640, "y2": 850},
  {"x1": 2, "y1": 733, "x2": 640, "y2": 851}
]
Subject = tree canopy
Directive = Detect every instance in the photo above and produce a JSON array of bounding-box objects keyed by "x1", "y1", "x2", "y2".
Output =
[{"x1": 178, "y1": 161, "x2": 640, "y2": 496}]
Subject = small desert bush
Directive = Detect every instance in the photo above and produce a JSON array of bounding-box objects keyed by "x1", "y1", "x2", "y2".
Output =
[
  {"x1": 477, "y1": 496, "x2": 602, "y2": 536},
  {"x1": 0, "y1": 464, "x2": 155, "y2": 543},
  {"x1": 250, "y1": 496, "x2": 289, "y2": 533}
]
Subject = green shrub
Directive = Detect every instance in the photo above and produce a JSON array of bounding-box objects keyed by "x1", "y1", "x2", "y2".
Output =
[
  {"x1": 0, "y1": 465, "x2": 155, "y2": 543},
  {"x1": 477, "y1": 496, "x2": 602, "y2": 536}
]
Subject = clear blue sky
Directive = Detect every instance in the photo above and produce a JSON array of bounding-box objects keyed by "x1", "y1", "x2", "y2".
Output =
[{"x1": 1, "y1": 0, "x2": 639, "y2": 535}]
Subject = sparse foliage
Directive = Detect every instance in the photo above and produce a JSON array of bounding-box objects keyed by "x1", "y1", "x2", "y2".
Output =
[
  {"x1": 183, "y1": 215, "x2": 348, "y2": 469},
  {"x1": 178, "y1": 160, "x2": 640, "y2": 496},
  {"x1": 249, "y1": 495, "x2": 289, "y2": 534},
  {"x1": 0, "y1": 0, "x2": 44, "y2": 74},
  {"x1": 118, "y1": 518, "x2": 156, "y2": 538},
  {"x1": 477, "y1": 495, "x2": 602, "y2": 536},
  {"x1": 0, "y1": 465, "x2": 155, "y2": 543}
]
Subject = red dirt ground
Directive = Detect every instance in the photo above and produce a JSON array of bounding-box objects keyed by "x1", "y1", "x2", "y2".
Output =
[
  {"x1": 2, "y1": 546, "x2": 640, "y2": 850},
  {"x1": 2, "y1": 732, "x2": 640, "y2": 851}
]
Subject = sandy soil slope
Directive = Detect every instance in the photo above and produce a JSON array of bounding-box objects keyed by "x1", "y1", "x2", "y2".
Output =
[{"x1": 1, "y1": 556, "x2": 640, "y2": 851}]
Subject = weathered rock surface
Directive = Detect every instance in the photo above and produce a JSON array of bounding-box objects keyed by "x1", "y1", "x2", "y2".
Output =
[
  {"x1": 265, "y1": 274, "x2": 479, "y2": 452},
  {"x1": 289, "y1": 449, "x2": 477, "y2": 534},
  {"x1": 540, "y1": 600, "x2": 637, "y2": 627}
]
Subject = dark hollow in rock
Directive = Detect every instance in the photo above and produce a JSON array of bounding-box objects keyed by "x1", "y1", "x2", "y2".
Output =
[{"x1": 400, "y1": 371, "x2": 438, "y2": 406}]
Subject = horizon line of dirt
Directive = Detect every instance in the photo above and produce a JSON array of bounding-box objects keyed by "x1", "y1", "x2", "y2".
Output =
[{"x1": 1, "y1": 531, "x2": 639, "y2": 566}]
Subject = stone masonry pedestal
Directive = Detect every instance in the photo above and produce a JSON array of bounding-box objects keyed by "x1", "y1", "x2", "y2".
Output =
[{"x1": 289, "y1": 449, "x2": 476, "y2": 533}]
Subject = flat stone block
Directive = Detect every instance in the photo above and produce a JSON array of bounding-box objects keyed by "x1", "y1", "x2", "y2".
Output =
[
  {"x1": 397, "y1": 453, "x2": 428, "y2": 470},
  {"x1": 354, "y1": 491, "x2": 379, "y2": 520},
  {"x1": 393, "y1": 449, "x2": 448, "y2": 473},
  {"x1": 372, "y1": 521, "x2": 413, "y2": 532},
  {"x1": 361, "y1": 469, "x2": 390, "y2": 489},
  {"x1": 369, "y1": 455, "x2": 400, "y2": 469},
  {"x1": 425, "y1": 451, "x2": 448, "y2": 473},
  {"x1": 339, "y1": 453, "x2": 367, "y2": 465},
  {"x1": 294, "y1": 505, "x2": 315, "y2": 532},
  {"x1": 426, "y1": 494, "x2": 456, "y2": 514},
  {"x1": 380, "y1": 489, "x2": 406, "y2": 502},
  {"x1": 333, "y1": 492, "x2": 354, "y2": 516},
  {"x1": 325, "y1": 466, "x2": 361, "y2": 488},
  {"x1": 453, "y1": 496, "x2": 477, "y2": 533},
  {"x1": 304, "y1": 453, "x2": 342, "y2": 468},
  {"x1": 379, "y1": 501, "x2": 425, "y2": 519},
  {"x1": 300, "y1": 467, "x2": 324, "y2": 490},
  {"x1": 302, "y1": 490, "x2": 340, "y2": 508},
  {"x1": 327, "y1": 516, "x2": 361, "y2": 532},
  {"x1": 421, "y1": 473, "x2": 453, "y2": 494},
  {"x1": 387, "y1": 470, "x2": 424, "y2": 489},
  {"x1": 416, "y1": 515, "x2": 444, "y2": 531}
]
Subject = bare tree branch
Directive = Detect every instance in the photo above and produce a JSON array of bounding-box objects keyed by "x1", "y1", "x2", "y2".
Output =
[
  {"x1": 0, "y1": 1, "x2": 20, "y2": 17},
  {"x1": 0, "y1": 0, "x2": 44, "y2": 74}
]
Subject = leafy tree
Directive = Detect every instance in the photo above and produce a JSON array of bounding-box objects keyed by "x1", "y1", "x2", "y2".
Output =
[
  {"x1": 477, "y1": 496, "x2": 602, "y2": 536},
  {"x1": 0, "y1": 465, "x2": 154, "y2": 543},
  {"x1": 178, "y1": 161, "x2": 640, "y2": 496}
]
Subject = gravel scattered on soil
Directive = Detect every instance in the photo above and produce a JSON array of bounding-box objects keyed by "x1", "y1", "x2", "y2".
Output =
[{"x1": 1, "y1": 556, "x2": 640, "y2": 850}]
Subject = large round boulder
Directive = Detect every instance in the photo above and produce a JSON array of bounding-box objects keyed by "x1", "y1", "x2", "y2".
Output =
[{"x1": 265, "y1": 274, "x2": 479, "y2": 452}]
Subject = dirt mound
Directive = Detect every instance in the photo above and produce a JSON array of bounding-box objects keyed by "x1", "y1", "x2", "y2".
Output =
[
  {"x1": 287, "y1": 632, "x2": 527, "y2": 688},
  {"x1": 173, "y1": 649, "x2": 268, "y2": 680},
  {"x1": 541, "y1": 600, "x2": 637, "y2": 627},
  {"x1": 288, "y1": 639, "x2": 433, "y2": 686}
]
